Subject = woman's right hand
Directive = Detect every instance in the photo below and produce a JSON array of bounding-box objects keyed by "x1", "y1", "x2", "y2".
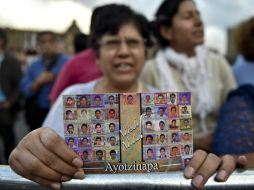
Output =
[{"x1": 8, "y1": 127, "x2": 85, "y2": 189}]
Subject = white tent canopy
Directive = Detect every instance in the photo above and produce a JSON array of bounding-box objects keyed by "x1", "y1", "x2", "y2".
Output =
[{"x1": 0, "y1": 0, "x2": 92, "y2": 33}]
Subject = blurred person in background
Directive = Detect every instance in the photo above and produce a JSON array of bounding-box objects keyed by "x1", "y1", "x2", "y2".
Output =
[
  {"x1": 232, "y1": 16, "x2": 254, "y2": 86},
  {"x1": 141, "y1": 0, "x2": 236, "y2": 152},
  {"x1": 49, "y1": 9, "x2": 104, "y2": 104},
  {"x1": 73, "y1": 32, "x2": 89, "y2": 54},
  {"x1": 20, "y1": 31, "x2": 69, "y2": 131},
  {"x1": 0, "y1": 28, "x2": 22, "y2": 164},
  {"x1": 9, "y1": 4, "x2": 245, "y2": 189}
]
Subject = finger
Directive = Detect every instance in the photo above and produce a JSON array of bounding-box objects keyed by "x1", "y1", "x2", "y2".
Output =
[
  {"x1": 25, "y1": 130, "x2": 80, "y2": 177},
  {"x1": 236, "y1": 155, "x2": 247, "y2": 167},
  {"x1": 11, "y1": 157, "x2": 62, "y2": 189},
  {"x1": 11, "y1": 147, "x2": 63, "y2": 182},
  {"x1": 184, "y1": 149, "x2": 207, "y2": 178},
  {"x1": 192, "y1": 153, "x2": 221, "y2": 188},
  {"x1": 38, "y1": 128, "x2": 84, "y2": 168},
  {"x1": 215, "y1": 154, "x2": 236, "y2": 182}
]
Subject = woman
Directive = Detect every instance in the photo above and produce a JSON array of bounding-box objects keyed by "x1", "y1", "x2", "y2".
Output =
[
  {"x1": 9, "y1": 4, "x2": 244, "y2": 189},
  {"x1": 141, "y1": 0, "x2": 236, "y2": 151}
]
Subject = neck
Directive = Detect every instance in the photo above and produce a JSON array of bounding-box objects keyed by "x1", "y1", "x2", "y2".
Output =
[
  {"x1": 94, "y1": 77, "x2": 145, "y2": 93},
  {"x1": 171, "y1": 43, "x2": 196, "y2": 57}
]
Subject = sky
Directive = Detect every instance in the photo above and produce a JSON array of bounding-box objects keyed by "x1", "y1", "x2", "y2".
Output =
[{"x1": 0, "y1": 0, "x2": 253, "y2": 54}]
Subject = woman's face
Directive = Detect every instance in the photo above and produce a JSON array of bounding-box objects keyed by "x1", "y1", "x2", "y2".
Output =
[
  {"x1": 97, "y1": 22, "x2": 146, "y2": 87},
  {"x1": 169, "y1": 0, "x2": 204, "y2": 51}
]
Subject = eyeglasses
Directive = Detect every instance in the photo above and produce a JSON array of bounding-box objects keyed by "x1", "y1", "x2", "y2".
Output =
[{"x1": 99, "y1": 37, "x2": 145, "y2": 51}]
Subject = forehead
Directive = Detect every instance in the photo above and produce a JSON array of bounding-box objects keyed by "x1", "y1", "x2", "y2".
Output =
[
  {"x1": 177, "y1": 0, "x2": 197, "y2": 15},
  {"x1": 101, "y1": 22, "x2": 142, "y2": 40}
]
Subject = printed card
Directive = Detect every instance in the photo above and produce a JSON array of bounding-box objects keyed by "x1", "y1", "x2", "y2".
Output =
[{"x1": 63, "y1": 92, "x2": 192, "y2": 174}]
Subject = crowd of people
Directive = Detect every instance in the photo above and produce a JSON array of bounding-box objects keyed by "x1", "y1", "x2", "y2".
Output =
[{"x1": 0, "y1": 0, "x2": 253, "y2": 189}]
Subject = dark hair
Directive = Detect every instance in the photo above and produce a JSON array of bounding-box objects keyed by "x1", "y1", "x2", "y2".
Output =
[
  {"x1": 96, "y1": 136, "x2": 102, "y2": 140},
  {"x1": 81, "y1": 123, "x2": 87, "y2": 128},
  {"x1": 73, "y1": 33, "x2": 88, "y2": 53},
  {"x1": 160, "y1": 134, "x2": 165, "y2": 137},
  {"x1": 146, "y1": 134, "x2": 153, "y2": 140},
  {"x1": 147, "y1": 148, "x2": 153, "y2": 153},
  {"x1": 234, "y1": 16, "x2": 254, "y2": 61},
  {"x1": 159, "y1": 121, "x2": 165, "y2": 125},
  {"x1": 68, "y1": 137, "x2": 74, "y2": 142},
  {"x1": 67, "y1": 124, "x2": 74, "y2": 128},
  {"x1": 90, "y1": 4, "x2": 152, "y2": 55},
  {"x1": 152, "y1": 0, "x2": 193, "y2": 48},
  {"x1": 66, "y1": 110, "x2": 72, "y2": 114},
  {"x1": 83, "y1": 150, "x2": 88, "y2": 154},
  {"x1": 110, "y1": 150, "x2": 116, "y2": 154},
  {"x1": 67, "y1": 97, "x2": 73, "y2": 101},
  {"x1": 146, "y1": 107, "x2": 152, "y2": 112},
  {"x1": 160, "y1": 147, "x2": 166, "y2": 151},
  {"x1": 37, "y1": 31, "x2": 56, "y2": 43},
  {"x1": 96, "y1": 150, "x2": 103, "y2": 154},
  {"x1": 145, "y1": 121, "x2": 152, "y2": 126},
  {"x1": 0, "y1": 28, "x2": 7, "y2": 48}
]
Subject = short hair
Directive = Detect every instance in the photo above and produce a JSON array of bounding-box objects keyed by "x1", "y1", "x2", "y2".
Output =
[
  {"x1": 146, "y1": 134, "x2": 153, "y2": 140},
  {"x1": 67, "y1": 124, "x2": 74, "y2": 129},
  {"x1": 79, "y1": 95, "x2": 88, "y2": 101},
  {"x1": 160, "y1": 134, "x2": 165, "y2": 138},
  {"x1": 96, "y1": 150, "x2": 103, "y2": 155},
  {"x1": 81, "y1": 123, "x2": 88, "y2": 128},
  {"x1": 95, "y1": 136, "x2": 102, "y2": 141},
  {"x1": 67, "y1": 97, "x2": 73, "y2": 101},
  {"x1": 147, "y1": 148, "x2": 153, "y2": 153},
  {"x1": 108, "y1": 95, "x2": 114, "y2": 100},
  {"x1": 110, "y1": 150, "x2": 116, "y2": 154},
  {"x1": 95, "y1": 109, "x2": 101, "y2": 114},
  {"x1": 66, "y1": 110, "x2": 72, "y2": 115},
  {"x1": 95, "y1": 123, "x2": 101, "y2": 128},
  {"x1": 94, "y1": 95, "x2": 101, "y2": 100},
  {"x1": 0, "y1": 28, "x2": 8, "y2": 48},
  {"x1": 109, "y1": 109, "x2": 115, "y2": 113},
  {"x1": 160, "y1": 147, "x2": 165, "y2": 152},
  {"x1": 90, "y1": 4, "x2": 152, "y2": 55},
  {"x1": 146, "y1": 107, "x2": 152, "y2": 112},
  {"x1": 145, "y1": 121, "x2": 152, "y2": 126},
  {"x1": 37, "y1": 31, "x2": 56, "y2": 43},
  {"x1": 68, "y1": 137, "x2": 74, "y2": 142},
  {"x1": 170, "y1": 93, "x2": 176, "y2": 98},
  {"x1": 184, "y1": 145, "x2": 190, "y2": 149},
  {"x1": 83, "y1": 150, "x2": 88, "y2": 155},
  {"x1": 110, "y1": 136, "x2": 116, "y2": 140},
  {"x1": 159, "y1": 121, "x2": 165, "y2": 125}
]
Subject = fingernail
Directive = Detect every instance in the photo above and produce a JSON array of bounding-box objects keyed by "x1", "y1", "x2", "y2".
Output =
[
  {"x1": 73, "y1": 171, "x2": 85, "y2": 179},
  {"x1": 192, "y1": 175, "x2": 203, "y2": 188},
  {"x1": 185, "y1": 166, "x2": 195, "y2": 178},
  {"x1": 51, "y1": 183, "x2": 61, "y2": 190},
  {"x1": 72, "y1": 158, "x2": 83, "y2": 168},
  {"x1": 216, "y1": 170, "x2": 227, "y2": 181},
  {"x1": 61, "y1": 175, "x2": 71, "y2": 182}
]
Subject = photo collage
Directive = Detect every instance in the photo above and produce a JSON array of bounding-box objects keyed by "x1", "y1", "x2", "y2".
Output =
[
  {"x1": 63, "y1": 92, "x2": 193, "y2": 169},
  {"x1": 141, "y1": 92, "x2": 193, "y2": 167},
  {"x1": 63, "y1": 94, "x2": 120, "y2": 163}
]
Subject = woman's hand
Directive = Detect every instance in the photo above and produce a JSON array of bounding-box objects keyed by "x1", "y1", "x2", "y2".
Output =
[
  {"x1": 8, "y1": 127, "x2": 85, "y2": 189},
  {"x1": 184, "y1": 149, "x2": 247, "y2": 188}
]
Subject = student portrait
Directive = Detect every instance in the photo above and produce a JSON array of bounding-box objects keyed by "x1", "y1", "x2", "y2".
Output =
[
  {"x1": 93, "y1": 123, "x2": 104, "y2": 134},
  {"x1": 179, "y1": 92, "x2": 191, "y2": 105},
  {"x1": 65, "y1": 123, "x2": 76, "y2": 136},
  {"x1": 78, "y1": 123, "x2": 90, "y2": 136},
  {"x1": 168, "y1": 105, "x2": 179, "y2": 118},
  {"x1": 157, "y1": 146, "x2": 168, "y2": 160},
  {"x1": 77, "y1": 95, "x2": 90, "y2": 108},
  {"x1": 144, "y1": 147, "x2": 156, "y2": 160},
  {"x1": 79, "y1": 136, "x2": 92, "y2": 147},
  {"x1": 144, "y1": 134, "x2": 155, "y2": 145},
  {"x1": 180, "y1": 118, "x2": 192, "y2": 130},
  {"x1": 64, "y1": 96, "x2": 76, "y2": 108},
  {"x1": 93, "y1": 136, "x2": 105, "y2": 147},
  {"x1": 142, "y1": 93, "x2": 154, "y2": 105},
  {"x1": 92, "y1": 94, "x2": 104, "y2": 107},
  {"x1": 168, "y1": 92, "x2": 177, "y2": 105},
  {"x1": 93, "y1": 149, "x2": 105, "y2": 161},
  {"x1": 143, "y1": 120, "x2": 155, "y2": 132},
  {"x1": 107, "y1": 149, "x2": 119, "y2": 162},
  {"x1": 64, "y1": 109, "x2": 77, "y2": 120},
  {"x1": 154, "y1": 93, "x2": 167, "y2": 105}
]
